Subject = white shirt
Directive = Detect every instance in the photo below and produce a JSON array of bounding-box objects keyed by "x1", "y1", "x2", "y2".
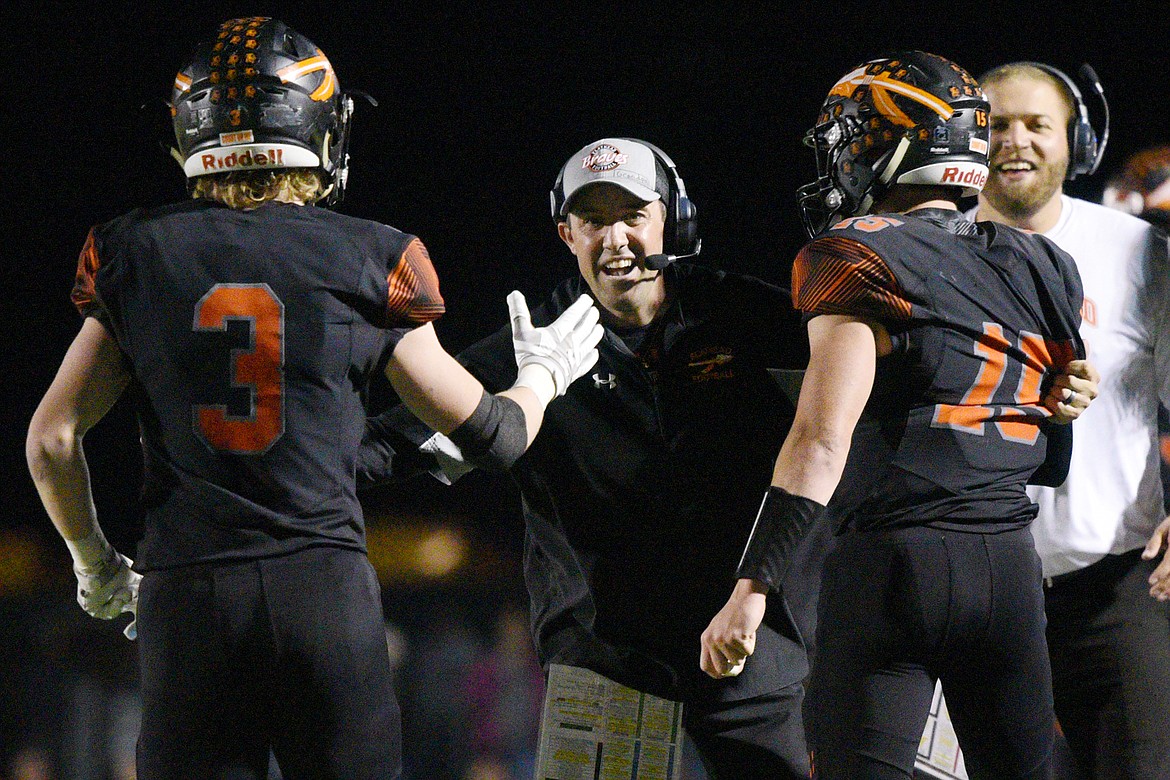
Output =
[{"x1": 969, "y1": 196, "x2": 1170, "y2": 576}]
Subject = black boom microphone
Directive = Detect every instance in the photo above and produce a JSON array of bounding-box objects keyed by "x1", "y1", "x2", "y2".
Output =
[{"x1": 644, "y1": 241, "x2": 702, "y2": 271}]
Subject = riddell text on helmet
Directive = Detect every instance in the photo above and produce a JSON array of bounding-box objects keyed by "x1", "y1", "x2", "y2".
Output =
[
  {"x1": 199, "y1": 147, "x2": 285, "y2": 172},
  {"x1": 941, "y1": 166, "x2": 987, "y2": 188}
]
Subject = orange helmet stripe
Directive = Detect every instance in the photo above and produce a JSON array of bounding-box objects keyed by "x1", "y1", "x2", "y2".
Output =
[
  {"x1": 276, "y1": 50, "x2": 337, "y2": 101},
  {"x1": 174, "y1": 72, "x2": 192, "y2": 93},
  {"x1": 872, "y1": 85, "x2": 913, "y2": 127},
  {"x1": 871, "y1": 74, "x2": 954, "y2": 120},
  {"x1": 827, "y1": 66, "x2": 954, "y2": 123},
  {"x1": 309, "y1": 67, "x2": 336, "y2": 101}
]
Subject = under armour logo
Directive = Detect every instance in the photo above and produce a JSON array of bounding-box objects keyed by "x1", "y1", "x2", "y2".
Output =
[{"x1": 592, "y1": 372, "x2": 617, "y2": 390}]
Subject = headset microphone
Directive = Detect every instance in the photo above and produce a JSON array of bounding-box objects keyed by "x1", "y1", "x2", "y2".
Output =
[
  {"x1": 644, "y1": 241, "x2": 702, "y2": 271},
  {"x1": 1079, "y1": 63, "x2": 1110, "y2": 176}
]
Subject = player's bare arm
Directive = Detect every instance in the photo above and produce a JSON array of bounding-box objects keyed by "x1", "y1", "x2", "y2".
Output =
[
  {"x1": 701, "y1": 313, "x2": 879, "y2": 679},
  {"x1": 26, "y1": 317, "x2": 140, "y2": 635},
  {"x1": 386, "y1": 292, "x2": 601, "y2": 468}
]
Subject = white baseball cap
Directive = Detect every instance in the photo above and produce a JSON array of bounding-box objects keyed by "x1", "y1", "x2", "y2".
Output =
[{"x1": 558, "y1": 138, "x2": 665, "y2": 215}]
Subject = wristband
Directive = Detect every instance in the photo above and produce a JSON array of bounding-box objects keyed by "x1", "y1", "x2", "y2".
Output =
[
  {"x1": 735, "y1": 486, "x2": 825, "y2": 590},
  {"x1": 446, "y1": 390, "x2": 528, "y2": 471}
]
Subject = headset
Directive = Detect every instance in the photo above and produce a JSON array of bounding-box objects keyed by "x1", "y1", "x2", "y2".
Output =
[
  {"x1": 550, "y1": 138, "x2": 700, "y2": 270},
  {"x1": 1021, "y1": 62, "x2": 1110, "y2": 180}
]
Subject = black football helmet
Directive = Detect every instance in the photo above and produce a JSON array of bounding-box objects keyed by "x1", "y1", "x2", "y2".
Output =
[
  {"x1": 170, "y1": 17, "x2": 357, "y2": 206},
  {"x1": 1103, "y1": 144, "x2": 1170, "y2": 223},
  {"x1": 797, "y1": 51, "x2": 991, "y2": 236}
]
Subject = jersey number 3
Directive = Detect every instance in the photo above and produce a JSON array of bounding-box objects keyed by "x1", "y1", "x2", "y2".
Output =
[{"x1": 193, "y1": 283, "x2": 285, "y2": 454}]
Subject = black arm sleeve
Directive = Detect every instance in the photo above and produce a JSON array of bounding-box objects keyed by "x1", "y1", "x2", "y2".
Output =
[
  {"x1": 445, "y1": 390, "x2": 528, "y2": 472},
  {"x1": 356, "y1": 403, "x2": 443, "y2": 489},
  {"x1": 735, "y1": 486, "x2": 826, "y2": 590},
  {"x1": 1028, "y1": 420, "x2": 1073, "y2": 487}
]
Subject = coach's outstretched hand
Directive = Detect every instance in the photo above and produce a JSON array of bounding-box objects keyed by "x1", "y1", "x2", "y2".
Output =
[
  {"x1": 508, "y1": 292, "x2": 602, "y2": 405},
  {"x1": 1143, "y1": 515, "x2": 1170, "y2": 602}
]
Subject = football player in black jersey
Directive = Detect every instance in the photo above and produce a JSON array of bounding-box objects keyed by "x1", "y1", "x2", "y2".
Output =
[
  {"x1": 700, "y1": 52, "x2": 1099, "y2": 779},
  {"x1": 25, "y1": 18, "x2": 600, "y2": 780}
]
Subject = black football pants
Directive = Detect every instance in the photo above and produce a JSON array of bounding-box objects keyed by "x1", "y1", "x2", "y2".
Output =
[
  {"x1": 808, "y1": 525, "x2": 1054, "y2": 780},
  {"x1": 135, "y1": 546, "x2": 402, "y2": 779}
]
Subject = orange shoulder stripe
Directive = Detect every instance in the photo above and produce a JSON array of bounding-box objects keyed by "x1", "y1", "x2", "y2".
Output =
[
  {"x1": 70, "y1": 227, "x2": 102, "y2": 314},
  {"x1": 387, "y1": 238, "x2": 445, "y2": 326},
  {"x1": 792, "y1": 236, "x2": 912, "y2": 321}
]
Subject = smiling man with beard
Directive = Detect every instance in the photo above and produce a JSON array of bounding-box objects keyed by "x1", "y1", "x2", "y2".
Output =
[{"x1": 970, "y1": 62, "x2": 1170, "y2": 780}]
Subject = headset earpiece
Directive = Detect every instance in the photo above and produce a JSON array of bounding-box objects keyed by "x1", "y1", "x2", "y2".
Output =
[
  {"x1": 1022, "y1": 62, "x2": 1107, "y2": 180},
  {"x1": 622, "y1": 138, "x2": 699, "y2": 257},
  {"x1": 549, "y1": 164, "x2": 568, "y2": 222}
]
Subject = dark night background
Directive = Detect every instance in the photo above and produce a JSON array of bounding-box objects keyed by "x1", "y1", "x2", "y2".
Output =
[{"x1": 0, "y1": 1, "x2": 1166, "y2": 775}]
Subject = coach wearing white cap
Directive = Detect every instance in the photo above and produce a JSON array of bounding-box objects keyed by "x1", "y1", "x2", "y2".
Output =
[{"x1": 363, "y1": 137, "x2": 819, "y2": 778}]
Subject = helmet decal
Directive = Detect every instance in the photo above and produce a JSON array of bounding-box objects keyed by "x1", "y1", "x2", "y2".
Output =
[
  {"x1": 169, "y1": 17, "x2": 359, "y2": 206},
  {"x1": 276, "y1": 50, "x2": 338, "y2": 101},
  {"x1": 798, "y1": 51, "x2": 991, "y2": 237},
  {"x1": 829, "y1": 65, "x2": 955, "y2": 126}
]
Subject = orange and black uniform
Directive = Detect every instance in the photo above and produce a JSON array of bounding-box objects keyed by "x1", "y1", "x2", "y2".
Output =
[
  {"x1": 73, "y1": 199, "x2": 443, "y2": 779},
  {"x1": 795, "y1": 209, "x2": 1085, "y2": 780}
]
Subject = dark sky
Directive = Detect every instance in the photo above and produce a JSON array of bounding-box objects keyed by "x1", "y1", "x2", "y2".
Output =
[{"x1": 4, "y1": 1, "x2": 1165, "y2": 540}]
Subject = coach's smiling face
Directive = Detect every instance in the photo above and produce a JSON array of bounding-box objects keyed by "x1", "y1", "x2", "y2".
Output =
[{"x1": 559, "y1": 183, "x2": 667, "y2": 328}]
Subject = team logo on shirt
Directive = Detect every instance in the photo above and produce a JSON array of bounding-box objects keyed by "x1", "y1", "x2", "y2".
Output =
[
  {"x1": 687, "y1": 347, "x2": 736, "y2": 382},
  {"x1": 1081, "y1": 297, "x2": 1097, "y2": 327}
]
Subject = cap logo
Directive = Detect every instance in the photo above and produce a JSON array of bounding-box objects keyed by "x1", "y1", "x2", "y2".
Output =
[{"x1": 581, "y1": 144, "x2": 628, "y2": 172}]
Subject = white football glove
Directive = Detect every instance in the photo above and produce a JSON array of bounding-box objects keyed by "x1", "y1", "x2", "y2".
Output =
[
  {"x1": 507, "y1": 291, "x2": 603, "y2": 405},
  {"x1": 70, "y1": 537, "x2": 140, "y2": 639}
]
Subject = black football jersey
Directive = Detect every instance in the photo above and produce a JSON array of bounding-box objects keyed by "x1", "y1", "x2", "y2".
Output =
[
  {"x1": 792, "y1": 209, "x2": 1085, "y2": 531},
  {"x1": 72, "y1": 199, "x2": 444, "y2": 570}
]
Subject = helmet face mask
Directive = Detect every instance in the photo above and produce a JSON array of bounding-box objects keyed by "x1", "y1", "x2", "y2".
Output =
[
  {"x1": 798, "y1": 51, "x2": 991, "y2": 236},
  {"x1": 170, "y1": 17, "x2": 356, "y2": 206}
]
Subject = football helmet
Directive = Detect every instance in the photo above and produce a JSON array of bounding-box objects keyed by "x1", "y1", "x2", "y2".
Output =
[
  {"x1": 797, "y1": 51, "x2": 991, "y2": 236},
  {"x1": 170, "y1": 17, "x2": 357, "y2": 205},
  {"x1": 1103, "y1": 145, "x2": 1170, "y2": 222}
]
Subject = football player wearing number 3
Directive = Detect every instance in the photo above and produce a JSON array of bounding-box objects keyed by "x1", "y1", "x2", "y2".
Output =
[
  {"x1": 25, "y1": 18, "x2": 600, "y2": 780},
  {"x1": 699, "y1": 52, "x2": 1099, "y2": 779}
]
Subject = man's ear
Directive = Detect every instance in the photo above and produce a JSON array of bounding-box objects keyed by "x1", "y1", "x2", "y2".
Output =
[{"x1": 557, "y1": 219, "x2": 574, "y2": 250}]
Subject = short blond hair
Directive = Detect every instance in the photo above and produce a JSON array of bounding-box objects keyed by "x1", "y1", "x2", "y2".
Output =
[
  {"x1": 979, "y1": 63, "x2": 1076, "y2": 125},
  {"x1": 191, "y1": 168, "x2": 326, "y2": 209}
]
